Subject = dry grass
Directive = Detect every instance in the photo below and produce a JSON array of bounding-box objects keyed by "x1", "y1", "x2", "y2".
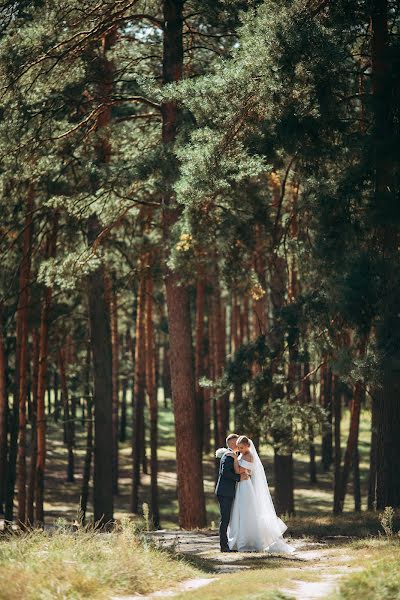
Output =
[
  {"x1": 0, "y1": 520, "x2": 200, "y2": 600},
  {"x1": 335, "y1": 539, "x2": 400, "y2": 599}
]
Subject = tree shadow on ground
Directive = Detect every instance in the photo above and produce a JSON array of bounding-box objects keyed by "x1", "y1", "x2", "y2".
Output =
[{"x1": 164, "y1": 547, "x2": 304, "y2": 574}]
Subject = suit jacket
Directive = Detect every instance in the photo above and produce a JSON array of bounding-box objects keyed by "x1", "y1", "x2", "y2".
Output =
[{"x1": 215, "y1": 452, "x2": 240, "y2": 497}]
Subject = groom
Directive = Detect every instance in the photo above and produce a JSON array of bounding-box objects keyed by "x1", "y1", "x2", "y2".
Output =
[{"x1": 215, "y1": 433, "x2": 248, "y2": 552}]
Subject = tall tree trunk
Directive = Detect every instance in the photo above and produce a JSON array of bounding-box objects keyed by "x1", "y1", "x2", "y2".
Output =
[
  {"x1": 110, "y1": 286, "x2": 119, "y2": 495},
  {"x1": 5, "y1": 393, "x2": 18, "y2": 522},
  {"x1": 0, "y1": 305, "x2": 8, "y2": 515},
  {"x1": 195, "y1": 276, "x2": 206, "y2": 452},
  {"x1": 53, "y1": 371, "x2": 60, "y2": 423},
  {"x1": 231, "y1": 294, "x2": 243, "y2": 431},
  {"x1": 119, "y1": 376, "x2": 128, "y2": 444},
  {"x1": 162, "y1": 346, "x2": 171, "y2": 405},
  {"x1": 58, "y1": 347, "x2": 74, "y2": 483},
  {"x1": 26, "y1": 328, "x2": 39, "y2": 525},
  {"x1": 353, "y1": 445, "x2": 361, "y2": 512},
  {"x1": 35, "y1": 216, "x2": 58, "y2": 526},
  {"x1": 371, "y1": 0, "x2": 400, "y2": 510},
  {"x1": 145, "y1": 275, "x2": 160, "y2": 528},
  {"x1": 268, "y1": 172, "x2": 295, "y2": 516},
  {"x1": 79, "y1": 396, "x2": 93, "y2": 525},
  {"x1": 211, "y1": 275, "x2": 228, "y2": 447},
  {"x1": 161, "y1": 0, "x2": 206, "y2": 528},
  {"x1": 208, "y1": 311, "x2": 219, "y2": 453},
  {"x1": 333, "y1": 374, "x2": 342, "y2": 513},
  {"x1": 15, "y1": 187, "x2": 34, "y2": 525},
  {"x1": 337, "y1": 381, "x2": 363, "y2": 512},
  {"x1": 141, "y1": 400, "x2": 148, "y2": 475},
  {"x1": 131, "y1": 270, "x2": 146, "y2": 514},
  {"x1": 273, "y1": 452, "x2": 295, "y2": 516},
  {"x1": 84, "y1": 29, "x2": 117, "y2": 527},
  {"x1": 203, "y1": 311, "x2": 211, "y2": 453},
  {"x1": 321, "y1": 365, "x2": 333, "y2": 471},
  {"x1": 368, "y1": 394, "x2": 378, "y2": 510},
  {"x1": 302, "y1": 359, "x2": 317, "y2": 484},
  {"x1": 87, "y1": 216, "x2": 114, "y2": 526}
]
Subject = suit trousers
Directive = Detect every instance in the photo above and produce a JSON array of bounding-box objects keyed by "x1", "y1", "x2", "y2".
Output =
[{"x1": 217, "y1": 494, "x2": 234, "y2": 551}]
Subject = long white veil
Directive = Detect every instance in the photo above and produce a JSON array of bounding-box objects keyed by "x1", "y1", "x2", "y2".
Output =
[{"x1": 249, "y1": 440, "x2": 295, "y2": 553}]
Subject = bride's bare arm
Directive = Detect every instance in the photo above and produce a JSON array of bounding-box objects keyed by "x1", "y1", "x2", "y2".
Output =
[{"x1": 227, "y1": 453, "x2": 248, "y2": 474}]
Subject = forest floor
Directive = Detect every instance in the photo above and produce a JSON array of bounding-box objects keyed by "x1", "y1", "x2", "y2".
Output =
[
  {"x1": 37, "y1": 392, "x2": 374, "y2": 531},
  {"x1": 3, "y1": 395, "x2": 398, "y2": 599},
  {"x1": 112, "y1": 530, "x2": 400, "y2": 600}
]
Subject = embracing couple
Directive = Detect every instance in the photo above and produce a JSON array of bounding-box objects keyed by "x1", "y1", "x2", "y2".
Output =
[{"x1": 215, "y1": 433, "x2": 294, "y2": 554}]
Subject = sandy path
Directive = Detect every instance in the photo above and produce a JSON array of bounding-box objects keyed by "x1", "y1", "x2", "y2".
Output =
[{"x1": 112, "y1": 530, "x2": 358, "y2": 599}]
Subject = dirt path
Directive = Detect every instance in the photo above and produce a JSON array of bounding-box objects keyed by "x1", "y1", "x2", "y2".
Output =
[{"x1": 112, "y1": 530, "x2": 359, "y2": 599}]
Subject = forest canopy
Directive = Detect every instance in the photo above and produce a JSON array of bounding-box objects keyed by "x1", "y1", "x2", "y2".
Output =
[{"x1": 0, "y1": 0, "x2": 399, "y2": 531}]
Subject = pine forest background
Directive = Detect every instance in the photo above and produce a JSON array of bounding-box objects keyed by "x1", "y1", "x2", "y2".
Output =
[{"x1": 0, "y1": 0, "x2": 399, "y2": 532}]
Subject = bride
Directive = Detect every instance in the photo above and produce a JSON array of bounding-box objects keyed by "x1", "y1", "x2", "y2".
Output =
[{"x1": 227, "y1": 435, "x2": 294, "y2": 553}]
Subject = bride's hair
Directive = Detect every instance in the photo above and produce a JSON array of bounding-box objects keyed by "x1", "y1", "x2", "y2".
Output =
[{"x1": 237, "y1": 435, "x2": 250, "y2": 446}]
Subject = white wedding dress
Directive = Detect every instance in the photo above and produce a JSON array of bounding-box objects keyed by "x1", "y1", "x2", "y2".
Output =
[{"x1": 227, "y1": 440, "x2": 294, "y2": 553}]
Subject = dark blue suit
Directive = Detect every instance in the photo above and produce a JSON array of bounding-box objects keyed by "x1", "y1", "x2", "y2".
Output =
[{"x1": 215, "y1": 452, "x2": 240, "y2": 551}]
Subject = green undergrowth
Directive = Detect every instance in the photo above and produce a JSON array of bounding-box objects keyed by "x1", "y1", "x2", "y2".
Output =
[
  {"x1": 286, "y1": 510, "x2": 397, "y2": 539},
  {"x1": 335, "y1": 539, "x2": 400, "y2": 600},
  {"x1": 0, "y1": 520, "x2": 200, "y2": 600}
]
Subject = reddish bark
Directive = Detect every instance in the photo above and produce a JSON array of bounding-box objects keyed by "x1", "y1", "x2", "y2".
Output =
[
  {"x1": 145, "y1": 275, "x2": 160, "y2": 528},
  {"x1": 131, "y1": 269, "x2": 146, "y2": 514},
  {"x1": 16, "y1": 187, "x2": 34, "y2": 525},
  {"x1": 87, "y1": 214, "x2": 114, "y2": 526},
  {"x1": 161, "y1": 0, "x2": 206, "y2": 528},
  {"x1": 35, "y1": 216, "x2": 58, "y2": 526}
]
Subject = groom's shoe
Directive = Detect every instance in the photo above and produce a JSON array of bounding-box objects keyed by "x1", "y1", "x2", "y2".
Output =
[{"x1": 220, "y1": 548, "x2": 237, "y2": 553}]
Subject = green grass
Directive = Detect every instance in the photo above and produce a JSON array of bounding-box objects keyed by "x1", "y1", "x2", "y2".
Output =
[
  {"x1": 335, "y1": 539, "x2": 400, "y2": 599},
  {"x1": 0, "y1": 521, "x2": 200, "y2": 600}
]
